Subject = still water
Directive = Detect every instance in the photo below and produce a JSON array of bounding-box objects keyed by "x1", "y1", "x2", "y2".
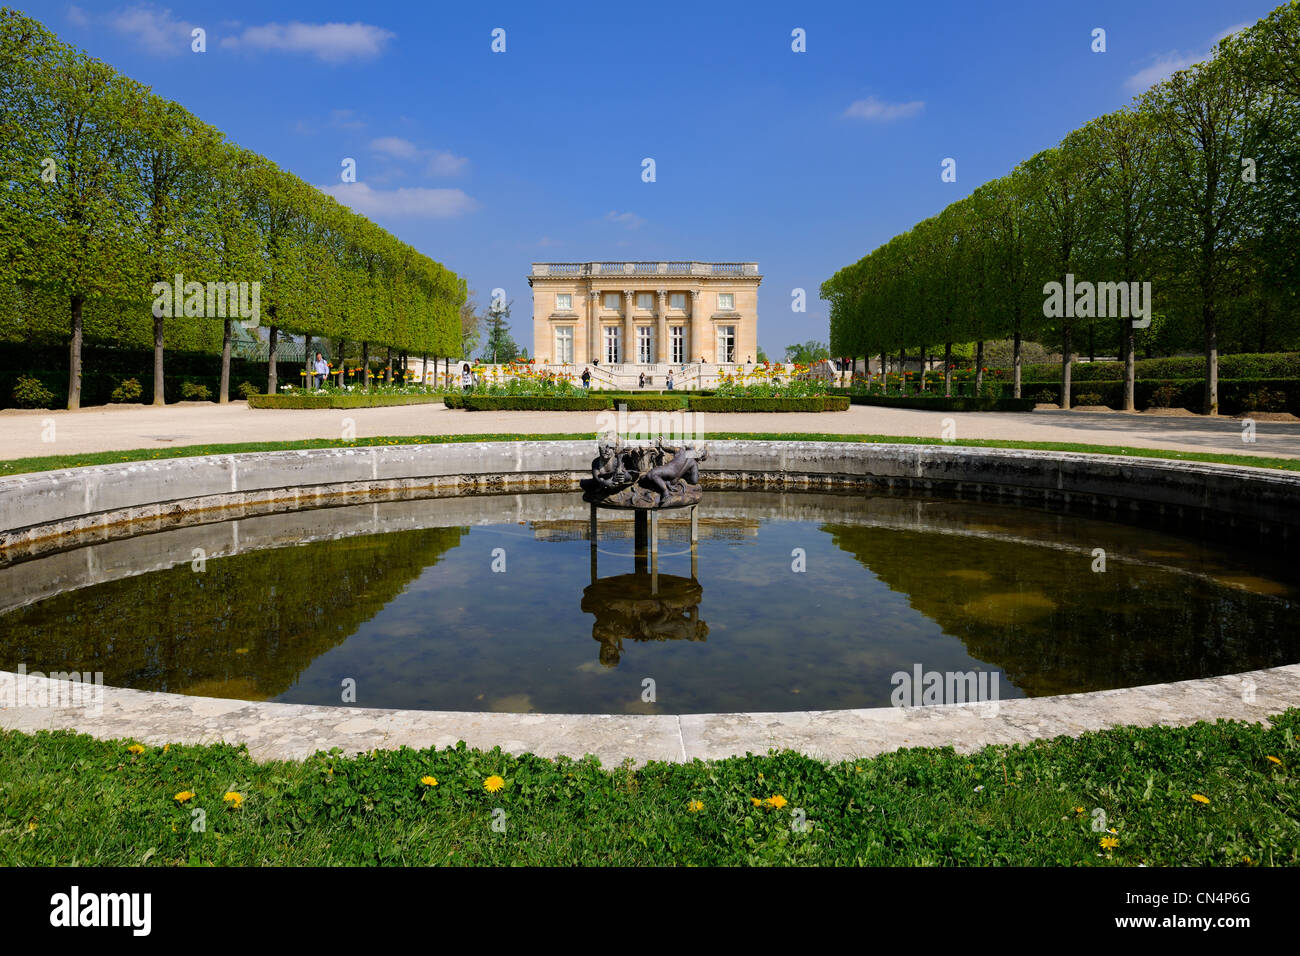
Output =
[{"x1": 1, "y1": 491, "x2": 1295, "y2": 713}]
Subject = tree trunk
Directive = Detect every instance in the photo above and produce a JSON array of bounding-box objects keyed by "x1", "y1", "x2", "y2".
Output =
[
  {"x1": 336, "y1": 339, "x2": 346, "y2": 386},
  {"x1": 1060, "y1": 327, "x2": 1072, "y2": 410},
  {"x1": 385, "y1": 347, "x2": 393, "y2": 384},
  {"x1": 943, "y1": 342, "x2": 952, "y2": 398},
  {"x1": 152, "y1": 315, "x2": 165, "y2": 405},
  {"x1": 880, "y1": 351, "x2": 887, "y2": 394},
  {"x1": 1012, "y1": 330, "x2": 1022, "y2": 399},
  {"x1": 974, "y1": 340, "x2": 984, "y2": 396},
  {"x1": 1122, "y1": 317, "x2": 1135, "y2": 412},
  {"x1": 304, "y1": 333, "x2": 313, "y2": 388},
  {"x1": 219, "y1": 318, "x2": 231, "y2": 404},
  {"x1": 422, "y1": 353, "x2": 428, "y2": 384},
  {"x1": 68, "y1": 293, "x2": 84, "y2": 410},
  {"x1": 1204, "y1": 309, "x2": 1218, "y2": 415},
  {"x1": 266, "y1": 323, "x2": 279, "y2": 395},
  {"x1": 899, "y1": 346, "x2": 906, "y2": 395},
  {"x1": 362, "y1": 341, "x2": 370, "y2": 387},
  {"x1": 1088, "y1": 324, "x2": 1095, "y2": 364}
]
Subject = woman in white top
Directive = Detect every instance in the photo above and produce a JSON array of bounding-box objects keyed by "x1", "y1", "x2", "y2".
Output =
[{"x1": 460, "y1": 363, "x2": 476, "y2": 392}]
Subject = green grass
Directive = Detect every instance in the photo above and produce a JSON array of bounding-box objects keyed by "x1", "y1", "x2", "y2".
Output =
[
  {"x1": 2, "y1": 714, "x2": 1296, "y2": 865},
  {"x1": 1, "y1": 432, "x2": 1297, "y2": 478}
]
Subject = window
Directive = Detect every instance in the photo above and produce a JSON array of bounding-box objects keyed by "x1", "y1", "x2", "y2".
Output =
[
  {"x1": 555, "y1": 293, "x2": 572, "y2": 312},
  {"x1": 555, "y1": 326, "x2": 573, "y2": 364},
  {"x1": 603, "y1": 292, "x2": 621, "y2": 310},
  {"x1": 671, "y1": 326, "x2": 686, "y2": 364},
  {"x1": 636, "y1": 292, "x2": 653, "y2": 311},
  {"x1": 670, "y1": 292, "x2": 686, "y2": 310},
  {"x1": 717, "y1": 325, "x2": 735, "y2": 363},
  {"x1": 604, "y1": 326, "x2": 621, "y2": 363},
  {"x1": 637, "y1": 326, "x2": 654, "y2": 363},
  {"x1": 717, "y1": 292, "x2": 735, "y2": 312}
]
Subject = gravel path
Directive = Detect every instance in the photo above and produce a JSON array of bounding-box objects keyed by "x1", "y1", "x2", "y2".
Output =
[{"x1": 2, "y1": 401, "x2": 1297, "y2": 461}]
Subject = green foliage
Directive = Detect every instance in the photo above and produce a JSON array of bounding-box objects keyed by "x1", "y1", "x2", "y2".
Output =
[
  {"x1": 236, "y1": 381, "x2": 261, "y2": 399},
  {"x1": 1076, "y1": 392, "x2": 1105, "y2": 406},
  {"x1": 248, "y1": 393, "x2": 446, "y2": 409},
  {"x1": 850, "y1": 395, "x2": 1038, "y2": 412},
  {"x1": 109, "y1": 378, "x2": 141, "y2": 403},
  {"x1": 180, "y1": 381, "x2": 212, "y2": 401},
  {"x1": 4, "y1": 710, "x2": 1298, "y2": 865},
  {"x1": 687, "y1": 396, "x2": 847, "y2": 412},
  {"x1": 783, "y1": 340, "x2": 831, "y2": 364},
  {"x1": 1244, "y1": 386, "x2": 1289, "y2": 411},
  {"x1": 462, "y1": 395, "x2": 613, "y2": 412},
  {"x1": 10, "y1": 374, "x2": 54, "y2": 408}
]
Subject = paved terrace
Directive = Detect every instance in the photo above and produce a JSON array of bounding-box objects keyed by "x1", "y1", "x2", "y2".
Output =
[{"x1": 2, "y1": 403, "x2": 1299, "y2": 461}]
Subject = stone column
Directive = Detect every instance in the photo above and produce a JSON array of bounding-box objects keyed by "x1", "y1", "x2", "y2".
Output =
[
  {"x1": 587, "y1": 289, "x2": 599, "y2": 363},
  {"x1": 656, "y1": 289, "x2": 668, "y2": 363},
  {"x1": 623, "y1": 289, "x2": 635, "y2": 365},
  {"x1": 690, "y1": 289, "x2": 704, "y2": 363}
]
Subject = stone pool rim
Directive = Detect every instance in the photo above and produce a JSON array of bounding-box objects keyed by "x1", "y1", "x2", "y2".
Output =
[{"x1": 1, "y1": 439, "x2": 1297, "y2": 763}]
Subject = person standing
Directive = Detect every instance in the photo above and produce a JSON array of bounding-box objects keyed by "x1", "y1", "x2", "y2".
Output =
[
  {"x1": 312, "y1": 352, "x2": 329, "y2": 389},
  {"x1": 581, "y1": 367, "x2": 592, "y2": 390},
  {"x1": 460, "y1": 362, "x2": 476, "y2": 393},
  {"x1": 638, "y1": 371, "x2": 646, "y2": 389},
  {"x1": 666, "y1": 370, "x2": 674, "y2": 391}
]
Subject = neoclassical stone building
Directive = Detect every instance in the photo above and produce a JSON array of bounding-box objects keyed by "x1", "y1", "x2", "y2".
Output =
[{"x1": 528, "y1": 262, "x2": 760, "y2": 367}]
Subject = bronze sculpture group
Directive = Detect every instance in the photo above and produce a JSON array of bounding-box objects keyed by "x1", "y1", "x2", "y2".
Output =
[{"x1": 581, "y1": 437, "x2": 708, "y2": 509}]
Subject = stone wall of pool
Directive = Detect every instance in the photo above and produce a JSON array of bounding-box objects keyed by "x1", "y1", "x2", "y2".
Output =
[{"x1": 2, "y1": 439, "x2": 1298, "y2": 764}]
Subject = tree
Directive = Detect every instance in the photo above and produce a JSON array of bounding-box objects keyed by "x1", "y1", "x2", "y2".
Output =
[
  {"x1": 783, "y1": 340, "x2": 830, "y2": 364},
  {"x1": 480, "y1": 299, "x2": 519, "y2": 363}
]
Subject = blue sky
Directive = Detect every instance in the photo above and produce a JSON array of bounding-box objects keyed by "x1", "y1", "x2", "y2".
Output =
[{"x1": 19, "y1": 0, "x2": 1280, "y2": 355}]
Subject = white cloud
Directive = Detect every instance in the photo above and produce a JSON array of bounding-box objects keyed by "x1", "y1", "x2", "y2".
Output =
[
  {"x1": 368, "y1": 138, "x2": 468, "y2": 177},
  {"x1": 426, "y1": 150, "x2": 468, "y2": 177},
  {"x1": 1124, "y1": 23, "x2": 1253, "y2": 92},
  {"x1": 66, "y1": 5, "x2": 90, "y2": 28},
  {"x1": 370, "y1": 136, "x2": 420, "y2": 160},
  {"x1": 317, "y1": 182, "x2": 478, "y2": 219},
  {"x1": 606, "y1": 210, "x2": 646, "y2": 229},
  {"x1": 108, "y1": 4, "x2": 197, "y2": 56},
  {"x1": 221, "y1": 21, "x2": 395, "y2": 63},
  {"x1": 329, "y1": 109, "x2": 366, "y2": 130},
  {"x1": 843, "y1": 96, "x2": 925, "y2": 121}
]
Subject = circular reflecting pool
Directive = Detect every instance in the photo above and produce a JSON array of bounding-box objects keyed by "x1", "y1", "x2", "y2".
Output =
[{"x1": 1, "y1": 491, "x2": 1296, "y2": 713}]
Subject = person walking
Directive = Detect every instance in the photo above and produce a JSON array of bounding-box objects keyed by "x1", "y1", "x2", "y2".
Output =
[
  {"x1": 460, "y1": 362, "x2": 476, "y2": 393},
  {"x1": 666, "y1": 370, "x2": 674, "y2": 391},
  {"x1": 581, "y1": 367, "x2": 592, "y2": 390}
]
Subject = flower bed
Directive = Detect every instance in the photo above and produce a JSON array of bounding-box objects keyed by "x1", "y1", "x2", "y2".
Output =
[{"x1": 248, "y1": 393, "x2": 447, "y2": 409}]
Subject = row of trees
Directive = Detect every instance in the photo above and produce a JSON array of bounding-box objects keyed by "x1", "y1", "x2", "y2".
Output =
[
  {"x1": 821, "y1": 2, "x2": 1300, "y2": 411},
  {"x1": 0, "y1": 10, "x2": 465, "y2": 407}
]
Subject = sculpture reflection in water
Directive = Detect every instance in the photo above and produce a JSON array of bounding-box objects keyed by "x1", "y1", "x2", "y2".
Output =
[
  {"x1": 580, "y1": 438, "x2": 709, "y2": 666},
  {"x1": 582, "y1": 572, "x2": 708, "y2": 666}
]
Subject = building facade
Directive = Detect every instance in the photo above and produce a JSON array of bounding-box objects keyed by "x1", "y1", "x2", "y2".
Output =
[{"x1": 528, "y1": 262, "x2": 760, "y2": 366}]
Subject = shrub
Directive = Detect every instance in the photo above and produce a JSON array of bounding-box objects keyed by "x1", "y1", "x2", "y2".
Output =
[
  {"x1": 849, "y1": 395, "x2": 1036, "y2": 412},
  {"x1": 1148, "y1": 384, "x2": 1180, "y2": 408},
  {"x1": 1075, "y1": 392, "x2": 1104, "y2": 406},
  {"x1": 247, "y1": 393, "x2": 447, "y2": 409},
  {"x1": 462, "y1": 395, "x2": 612, "y2": 412},
  {"x1": 1031, "y1": 388, "x2": 1058, "y2": 404},
  {"x1": 687, "y1": 396, "x2": 847, "y2": 412},
  {"x1": 109, "y1": 378, "x2": 142, "y2": 403},
  {"x1": 236, "y1": 381, "x2": 261, "y2": 399},
  {"x1": 1242, "y1": 387, "x2": 1288, "y2": 412},
  {"x1": 11, "y1": 374, "x2": 55, "y2": 409},
  {"x1": 180, "y1": 381, "x2": 212, "y2": 401}
]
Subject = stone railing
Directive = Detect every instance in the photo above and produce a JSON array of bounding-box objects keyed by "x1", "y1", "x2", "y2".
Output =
[{"x1": 531, "y1": 262, "x2": 760, "y2": 278}]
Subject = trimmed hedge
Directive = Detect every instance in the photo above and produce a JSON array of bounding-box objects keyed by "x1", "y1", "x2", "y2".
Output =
[
  {"x1": 1020, "y1": 352, "x2": 1300, "y2": 384},
  {"x1": 1, "y1": 344, "x2": 300, "y2": 408},
  {"x1": 688, "y1": 396, "x2": 848, "y2": 412},
  {"x1": 247, "y1": 393, "x2": 446, "y2": 409},
  {"x1": 461, "y1": 395, "x2": 613, "y2": 411},
  {"x1": 1037, "y1": 378, "x2": 1300, "y2": 414},
  {"x1": 850, "y1": 395, "x2": 1037, "y2": 412},
  {"x1": 448, "y1": 394, "x2": 848, "y2": 412}
]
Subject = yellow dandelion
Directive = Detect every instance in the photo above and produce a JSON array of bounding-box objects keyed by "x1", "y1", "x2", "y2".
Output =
[
  {"x1": 766, "y1": 794, "x2": 788, "y2": 809},
  {"x1": 1192, "y1": 793, "x2": 1211, "y2": 804},
  {"x1": 27, "y1": 821, "x2": 36, "y2": 832},
  {"x1": 163, "y1": 744, "x2": 169, "y2": 753},
  {"x1": 127, "y1": 744, "x2": 145, "y2": 755},
  {"x1": 1266, "y1": 756, "x2": 1282, "y2": 765},
  {"x1": 1100, "y1": 836, "x2": 1119, "y2": 850},
  {"x1": 1074, "y1": 806, "x2": 1085, "y2": 814},
  {"x1": 420, "y1": 775, "x2": 438, "y2": 787},
  {"x1": 484, "y1": 775, "x2": 505, "y2": 793},
  {"x1": 750, "y1": 797, "x2": 762, "y2": 806},
  {"x1": 222, "y1": 792, "x2": 243, "y2": 808},
  {"x1": 687, "y1": 800, "x2": 704, "y2": 813},
  {"x1": 174, "y1": 791, "x2": 195, "y2": 804}
]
